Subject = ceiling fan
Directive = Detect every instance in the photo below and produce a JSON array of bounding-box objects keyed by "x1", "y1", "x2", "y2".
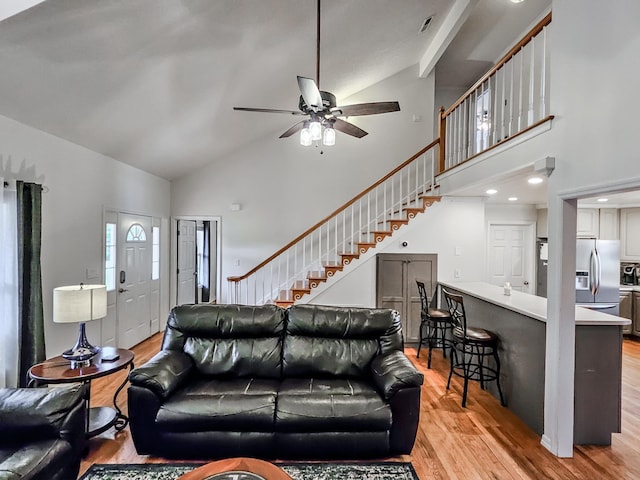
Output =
[{"x1": 233, "y1": 0, "x2": 400, "y2": 146}]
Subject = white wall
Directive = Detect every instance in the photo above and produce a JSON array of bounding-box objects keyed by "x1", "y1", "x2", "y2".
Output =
[
  {"x1": 309, "y1": 198, "x2": 486, "y2": 307},
  {"x1": 485, "y1": 203, "x2": 537, "y2": 223},
  {"x1": 171, "y1": 65, "x2": 436, "y2": 301},
  {"x1": 0, "y1": 115, "x2": 171, "y2": 358}
]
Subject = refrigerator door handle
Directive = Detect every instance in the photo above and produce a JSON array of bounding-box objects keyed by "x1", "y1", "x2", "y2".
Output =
[
  {"x1": 594, "y1": 248, "x2": 601, "y2": 295},
  {"x1": 589, "y1": 249, "x2": 597, "y2": 295}
]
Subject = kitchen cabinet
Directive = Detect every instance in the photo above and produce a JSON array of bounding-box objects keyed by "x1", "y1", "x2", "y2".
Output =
[
  {"x1": 633, "y1": 292, "x2": 640, "y2": 336},
  {"x1": 376, "y1": 253, "x2": 437, "y2": 343},
  {"x1": 599, "y1": 208, "x2": 619, "y2": 240},
  {"x1": 576, "y1": 208, "x2": 600, "y2": 238},
  {"x1": 536, "y1": 208, "x2": 548, "y2": 238},
  {"x1": 537, "y1": 207, "x2": 608, "y2": 239},
  {"x1": 621, "y1": 208, "x2": 640, "y2": 261},
  {"x1": 620, "y1": 291, "x2": 632, "y2": 334}
]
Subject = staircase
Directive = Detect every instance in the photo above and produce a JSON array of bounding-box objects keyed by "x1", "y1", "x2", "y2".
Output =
[
  {"x1": 227, "y1": 139, "x2": 441, "y2": 306},
  {"x1": 272, "y1": 195, "x2": 441, "y2": 307}
]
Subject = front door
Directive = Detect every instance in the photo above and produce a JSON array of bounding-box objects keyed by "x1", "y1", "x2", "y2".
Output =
[
  {"x1": 117, "y1": 213, "x2": 152, "y2": 348},
  {"x1": 487, "y1": 223, "x2": 534, "y2": 293}
]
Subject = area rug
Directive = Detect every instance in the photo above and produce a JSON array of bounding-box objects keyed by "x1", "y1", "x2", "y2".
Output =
[{"x1": 79, "y1": 462, "x2": 419, "y2": 480}]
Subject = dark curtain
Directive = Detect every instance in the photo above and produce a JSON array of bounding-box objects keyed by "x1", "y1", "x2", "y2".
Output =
[
  {"x1": 16, "y1": 181, "x2": 45, "y2": 387},
  {"x1": 201, "y1": 221, "x2": 211, "y2": 303}
]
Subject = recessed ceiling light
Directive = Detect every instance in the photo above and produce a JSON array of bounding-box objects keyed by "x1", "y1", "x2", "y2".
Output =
[
  {"x1": 597, "y1": 198, "x2": 609, "y2": 203},
  {"x1": 486, "y1": 189, "x2": 498, "y2": 195},
  {"x1": 510, "y1": 0, "x2": 525, "y2": 3},
  {"x1": 528, "y1": 177, "x2": 543, "y2": 185},
  {"x1": 508, "y1": 197, "x2": 518, "y2": 201}
]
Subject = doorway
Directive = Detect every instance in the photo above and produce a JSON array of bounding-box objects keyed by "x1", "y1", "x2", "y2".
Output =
[
  {"x1": 103, "y1": 211, "x2": 161, "y2": 350},
  {"x1": 486, "y1": 222, "x2": 535, "y2": 293},
  {"x1": 172, "y1": 216, "x2": 220, "y2": 307}
]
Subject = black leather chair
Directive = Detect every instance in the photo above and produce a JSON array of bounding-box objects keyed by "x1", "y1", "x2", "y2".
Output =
[
  {"x1": 128, "y1": 304, "x2": 423, "y2": 459},
  {"x1": 443, "y1": 289, "x2": 505, "y2": 408},
  {"x1": 416, "y1": 280, "x2": 452, "y2": 368},
  {"x1": 0, "y1": 384, "x2": 87, "y2": 480}
]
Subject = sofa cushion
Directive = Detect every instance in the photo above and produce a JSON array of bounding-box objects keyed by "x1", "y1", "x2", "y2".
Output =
[
  {"x1": 0, "y1": 439, "x2": 71, "y2": 480},
  {"x1": 163, "y1": 304, "x2": 285, "y2": 378},
  {"x1": 156, "y1": 378, "x2": 278, "y2": 432},
  {"x1": 283, "y1": 305, "x2": 396, "y2": 378},
  {"x1": 276, "y1": 378, "x2": 391, "y2": 432}
]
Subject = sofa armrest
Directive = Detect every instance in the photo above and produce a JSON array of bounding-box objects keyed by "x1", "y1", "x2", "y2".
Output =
[
  {"x1": 128, "y1": 350, "x2": 193, "y2": 399},
  {"x1": 370, "y1": 351, "x2": 424, "y2": 401},
  {"x1": 0, "y1": 384, "x2": 87, "y2": 448}
]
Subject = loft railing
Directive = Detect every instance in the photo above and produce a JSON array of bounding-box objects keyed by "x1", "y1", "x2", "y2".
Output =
[
  {"x1": 227, "y1": 140, "x2": 439, "y2": 305},
  {"x1": 227, "y1": 13, "x2": 554, "y2": 305},
  {"x1": 438, "y1": 12, "x2": 553, "y2": 173}
]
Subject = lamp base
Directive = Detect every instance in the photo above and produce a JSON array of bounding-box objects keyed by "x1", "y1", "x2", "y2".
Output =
[{"x1": 62, "y1": 322, "x2": 100, "y2": 368}]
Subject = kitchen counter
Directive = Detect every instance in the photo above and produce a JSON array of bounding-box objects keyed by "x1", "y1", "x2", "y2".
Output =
[
  {"x1": 436, "y1": 280, "x2": 626, "y2": 445},
  {"x1": 620, "y1": 284, "x2": 640, "y2": 292},
  {"x1": 440, "y1": 281, "x2": 630, "y2": 326}
]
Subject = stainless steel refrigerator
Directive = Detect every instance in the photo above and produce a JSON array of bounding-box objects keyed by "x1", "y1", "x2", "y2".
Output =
[{"x1": 575, "y1": 239, "x2": 620, "y2": 315}]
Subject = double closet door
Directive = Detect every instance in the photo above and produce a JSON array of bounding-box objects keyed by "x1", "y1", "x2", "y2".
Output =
[{"x1": 376, "y1": 253, "x2": 438, "y2": 343}]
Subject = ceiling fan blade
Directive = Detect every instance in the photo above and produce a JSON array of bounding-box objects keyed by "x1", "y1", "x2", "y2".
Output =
[
  {"x1": 279, "y1": 121, "x2": 306, "y2": 138},
  {"x1": 297, "y1": 76, "x2": 323, "y2": 111},
  {"x1": 234, "y1": 107, "x2": 304, "y2": 115},
  {"x1": 332, "y1": 101, "x2": 400, "y2": 117},
  {"x1": 333, "y1": 118, "x2": 368, "y2": 138}
]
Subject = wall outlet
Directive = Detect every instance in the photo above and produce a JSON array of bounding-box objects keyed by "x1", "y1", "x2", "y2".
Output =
[
  {"x1": 455, "y1": 246, "x2": 462, "y2": 256},
  {"x1": 233, "y1": 259, "x2": 240, "y2": 267},
  {"x1": 454, "y1": 268, "x2": 461, "y2": 278}
]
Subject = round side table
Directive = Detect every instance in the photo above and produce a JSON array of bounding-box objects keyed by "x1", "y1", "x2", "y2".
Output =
[
  {"x1": 178, "y1": 458, "x2": 292, "y2": 480},
  {"x1": 28, "y1": 347, "x2": 134, "y2": 438}
]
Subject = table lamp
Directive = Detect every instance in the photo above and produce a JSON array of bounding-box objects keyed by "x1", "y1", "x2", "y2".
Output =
[{"x1": 53, "y1": 283, "x2": 107, "y2": 368}]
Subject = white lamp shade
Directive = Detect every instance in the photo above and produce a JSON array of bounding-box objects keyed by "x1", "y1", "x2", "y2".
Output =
[
  {"x1": 323, "y1": 127, "x2": 335, "y2": 146},
  {"x1": 300, "y1": 127, "x2": 312, "y2": 146},
  {"x1": 309, "y1": 121, "x2": 322, "y2": 141},
  {"x1": 53, "y1": 284, "x2": 107, "y2": 324}
]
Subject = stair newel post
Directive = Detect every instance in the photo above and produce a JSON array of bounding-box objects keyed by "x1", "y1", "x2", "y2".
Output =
[{"x1": 438, "y1": 106, "x2": 446, "y2": 174}]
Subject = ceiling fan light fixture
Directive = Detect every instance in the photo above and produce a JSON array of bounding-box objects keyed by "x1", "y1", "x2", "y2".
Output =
[
  {"x1": 309, "y1": 120, "x2": 322, "y2": 141},
  {"x1": 300, "y1": 125, "x2": 312, "y2": 146},
  {"x1": 323, "y1": 126, "x2": 335, "y2": 146}
]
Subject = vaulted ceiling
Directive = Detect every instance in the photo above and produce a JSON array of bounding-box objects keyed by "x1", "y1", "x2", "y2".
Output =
[{"x1": 0, "y1": 0, "x2": 550, "y2": 180}]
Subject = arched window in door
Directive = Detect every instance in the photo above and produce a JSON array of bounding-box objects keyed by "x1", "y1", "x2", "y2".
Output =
[{"x1": 126, "y1": 223, "x2": 147, "y2": 242}]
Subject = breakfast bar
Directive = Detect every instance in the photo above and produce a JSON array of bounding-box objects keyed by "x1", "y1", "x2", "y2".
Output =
[{"x1": 437, "y1": 281, "x2": 631, "y2": 445}]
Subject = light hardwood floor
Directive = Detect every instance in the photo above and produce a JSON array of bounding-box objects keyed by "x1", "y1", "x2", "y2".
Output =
[{"x1": 80, "y1": 334, "x2": 640, "y2": 479}]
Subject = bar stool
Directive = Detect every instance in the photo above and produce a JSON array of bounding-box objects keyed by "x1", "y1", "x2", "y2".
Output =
[
  {"x1": 442, "y1": 288, "x2": 505, "y2": 408},
  {"x1": 416, "y1": 281, "x2": 453, "y2": 369}
]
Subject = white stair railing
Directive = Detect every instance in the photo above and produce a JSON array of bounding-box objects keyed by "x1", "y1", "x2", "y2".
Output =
[
  {"x1": 227, "y1": 140, "x2": 439, "y2": 305},
  {"x1": 439, "y1": 12, "x2": 552, "y2": 172}
]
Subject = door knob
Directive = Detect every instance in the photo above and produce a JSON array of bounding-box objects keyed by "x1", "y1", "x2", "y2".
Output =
[
  {"x1": 118, "y1": 288, "x2": 129, "y2": 293},
  {"x1": 524, "y1": 281, "x2": 529, "y2": 286}
]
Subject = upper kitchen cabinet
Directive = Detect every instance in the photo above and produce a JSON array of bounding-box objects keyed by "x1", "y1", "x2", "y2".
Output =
[
  {"x1": 576, "y1": 208, "x2": 600, "y2": 238},
  {"x1": 536, "y1": 208, "x2": 548, "y2": 238},
  {"x1": 599, "y1": 208, "x2": 620, "y2": 240},
  {"x1": 621, "y1": 208, "x2": 640, "y2": 261}
]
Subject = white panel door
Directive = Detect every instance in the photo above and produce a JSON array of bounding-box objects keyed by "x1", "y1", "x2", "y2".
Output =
[
  {"x1": 117, "y1": 213, "x2": 152, "y2": 349},
  {"x1": 177, "y1": 220, "x2": 197, "y2": 305},
  {"x1": 487, "y1": 224, "x2": 534, "y2": 293}
]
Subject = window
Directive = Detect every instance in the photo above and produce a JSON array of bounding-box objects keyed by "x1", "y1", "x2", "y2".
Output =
[
  {"x1": 126, "y1": 223, "x2": 146, "y2": 242},
  {"x1": 475, "y1": 89, "x2": 491, "y2": 153},
  {"x1": 152, "y1": 226, "x2": 160, "y2": 280},
  {"x1": 105, "y1": 223, "x2": 116, "y2": 291}
]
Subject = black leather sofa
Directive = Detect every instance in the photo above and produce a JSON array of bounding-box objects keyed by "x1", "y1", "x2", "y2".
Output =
[
  {"x1": 0, "y1": 384, "x2": 87, "y2": 480},
  {"x1": 128, "y1": 303, "x2": 424, "y2": 459}
]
